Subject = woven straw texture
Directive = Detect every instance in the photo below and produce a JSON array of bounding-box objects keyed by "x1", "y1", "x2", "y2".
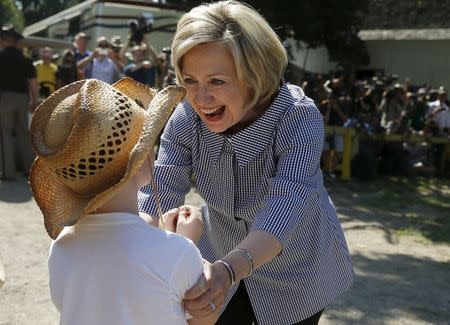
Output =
[{"x1": 29, "y1": 78, "x2": 186, "y2": 239}]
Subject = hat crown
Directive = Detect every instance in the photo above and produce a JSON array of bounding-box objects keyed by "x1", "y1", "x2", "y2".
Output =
[
  {"x1": 30, "y1": 79, "x2": 186, "y2": 239},
  {"x1": 31, "y1": 79, "x2": 146, "y2": 197}
]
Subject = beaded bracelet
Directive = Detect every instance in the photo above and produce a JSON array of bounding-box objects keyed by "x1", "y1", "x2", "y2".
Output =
[
  {"x1": 232, "y1": 248, "x2": 254, "y2": 277},
  {"x1": 215, "y1": 260, "x2": 236, "y2": 286}
]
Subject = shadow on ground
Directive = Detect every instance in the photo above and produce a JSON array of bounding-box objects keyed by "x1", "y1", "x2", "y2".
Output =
[
  {"x1": 325, "y1": 252, "x2": 450, "y2": 325},
  {"x1": 326, "y1": 177, "x2": 450, "y2": 244},
  {"x1": 0, "y1": 176, "x2": 32, "y2": 203}
]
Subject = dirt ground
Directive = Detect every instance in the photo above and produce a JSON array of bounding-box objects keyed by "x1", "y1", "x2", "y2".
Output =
[{"x1": 0, "y1": 175, "x2": 449, "y2": 325}]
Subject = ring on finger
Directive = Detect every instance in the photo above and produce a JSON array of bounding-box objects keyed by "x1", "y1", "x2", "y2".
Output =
[{"x1": 208, "y1": 301, "x2": 216, "y2": 312}]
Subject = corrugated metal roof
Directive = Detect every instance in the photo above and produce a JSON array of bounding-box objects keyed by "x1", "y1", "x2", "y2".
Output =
[{"x1": 358, "y1": 29, "x2": 450, "y2": 41}]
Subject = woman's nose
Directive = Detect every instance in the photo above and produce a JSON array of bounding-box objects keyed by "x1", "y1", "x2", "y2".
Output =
[{"x1": 193, "y1": 85, "x2": 213, "y2": 106}]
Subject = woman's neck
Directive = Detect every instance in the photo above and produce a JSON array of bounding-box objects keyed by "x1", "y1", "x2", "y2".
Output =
[{"x1": 223, "y1": 90, "x2": 279, "y2": 135}]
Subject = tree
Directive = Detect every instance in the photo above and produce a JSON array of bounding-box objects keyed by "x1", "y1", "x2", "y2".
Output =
[
  {"x1": 185, "y1": 0, "x2": 370, "y2": 69},
  {"x1": 17, "y1": 0, "x2": 83, "y2": 26},
  {"x1": 0, "y1": 0, "x2": 24, "y2": 30}
]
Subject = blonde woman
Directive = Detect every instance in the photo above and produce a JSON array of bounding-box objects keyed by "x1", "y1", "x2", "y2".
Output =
[{"x1": 139, "y1": 1, "x2": 354, "y2": 324}]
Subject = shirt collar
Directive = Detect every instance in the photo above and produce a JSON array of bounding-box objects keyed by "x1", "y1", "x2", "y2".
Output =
[{"x1": 76, "y1": 212, "x2": 146, "y2": 226}]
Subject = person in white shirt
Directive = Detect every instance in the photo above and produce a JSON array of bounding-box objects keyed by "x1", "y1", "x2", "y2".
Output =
[
  {"x1": 77, "y1": 36, "x2": 122, "y2": 84},
  {"x1": 29, "y1": 77, "x2": 217, "y2": 325},
  {"x1": 429, "y1": 88, "x2": 450, "y2": 131}
]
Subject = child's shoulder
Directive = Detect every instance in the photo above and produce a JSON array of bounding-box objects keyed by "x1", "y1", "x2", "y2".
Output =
[{"x1": 156, "y1": 228, "x2": 199, "y2": 255}]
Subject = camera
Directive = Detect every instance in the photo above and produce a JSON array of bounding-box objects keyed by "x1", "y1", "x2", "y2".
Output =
[
  {"x1": 128, "y1": 13, "x2": 154, "y2": 46},
  {"x1": 98, "y1": 48, "x2": 109, "y2": 56}
]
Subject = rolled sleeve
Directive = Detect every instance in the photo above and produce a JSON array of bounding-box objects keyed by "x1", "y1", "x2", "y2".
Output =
[{"x1": 251, "y1": 102, "x2": 324, "y2": 246}]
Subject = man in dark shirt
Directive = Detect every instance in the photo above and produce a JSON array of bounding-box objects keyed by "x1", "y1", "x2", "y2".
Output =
[
  {"x1": 0, "y1": 25, "x2": 38, "y2": 180},
  {"x1": 124, "y1": 44, "x2": 157, "y2": 87},
  {"x1": 73, "y1": 32, "x2": 92, "y2": 79}
]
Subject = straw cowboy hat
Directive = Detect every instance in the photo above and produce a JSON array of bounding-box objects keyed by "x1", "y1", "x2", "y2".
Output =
[{"x1": 29, "y1": 78, "x2": 186, "y2": 239}]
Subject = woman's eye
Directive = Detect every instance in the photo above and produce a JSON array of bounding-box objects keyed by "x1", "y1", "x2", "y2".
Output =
[
  {"x1": 183, "y1": 78, "x2": 196, "y2": 85},
  {"x1": 210, "y1": 79, "x2": 225, "y2": 85}
]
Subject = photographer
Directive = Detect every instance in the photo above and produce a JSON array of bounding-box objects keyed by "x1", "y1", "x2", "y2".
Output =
[
  {"x1": 77, "y1": 36, "x2": 122, "y2": 84},
  {"x1": 157, "y1": 47, "x2": 176, "y2": 88},
  {"x1": 124, "y1": 43, "x2": 157, "y2": 87}
]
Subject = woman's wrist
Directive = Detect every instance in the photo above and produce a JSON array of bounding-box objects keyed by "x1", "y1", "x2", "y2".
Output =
[
  {"x1": 214, "y1": 260, "x2": 235, "y2": 287},
  {"x1": 230, "y1": 249, "x2": 253, "y2": 277},
  {"x1": 221, "y1": 249, "x2": 253, "y2": 282}
]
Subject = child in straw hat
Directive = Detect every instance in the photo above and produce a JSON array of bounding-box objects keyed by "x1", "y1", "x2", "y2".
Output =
[{"x1": 29, "y1": 77, "x2": 216, "y2": 325}]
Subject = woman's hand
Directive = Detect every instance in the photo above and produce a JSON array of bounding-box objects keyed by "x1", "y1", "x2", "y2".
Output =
[
  {"x1": 183, "y1": 260, "x2": 232, "y2": 318},
  {"x1": 176, "y1": 205, "x2": 204, "y2": 243}
]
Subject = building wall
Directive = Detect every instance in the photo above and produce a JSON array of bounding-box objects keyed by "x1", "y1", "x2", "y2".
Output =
[
  {"x1": 365, "y1": 40, "x2": 450, "y2": 90},
  {"x1": 287, "y1": 38, "x2": 450, "y2": 91},
  {"x1": 287, "y1": 39, "x2": 337, "y2": 75}
]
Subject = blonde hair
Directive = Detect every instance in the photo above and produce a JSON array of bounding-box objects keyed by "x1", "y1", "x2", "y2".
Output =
[{"x1": 171, "y1": 0, "x2": 287, "y2": 108}]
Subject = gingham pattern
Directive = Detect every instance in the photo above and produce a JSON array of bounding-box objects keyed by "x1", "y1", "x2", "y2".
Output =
[{"x1": 139, "y1": 83, "x2": 354, "y2": 324}]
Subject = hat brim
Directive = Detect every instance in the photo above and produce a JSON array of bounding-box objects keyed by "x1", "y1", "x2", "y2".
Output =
[
  {"x1": 30, "y1": 158, "x2": 90, "y2": 239},
  {"x1": 30, "y1": 77, "x2": 184, "y2": 239}
]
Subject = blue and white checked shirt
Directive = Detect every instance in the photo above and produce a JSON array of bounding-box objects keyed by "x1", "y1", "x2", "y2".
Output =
[{"x1": 139, "y1": 82, "x2": 354, "y2": 324}]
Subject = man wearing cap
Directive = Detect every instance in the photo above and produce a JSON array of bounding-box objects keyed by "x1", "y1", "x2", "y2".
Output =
[
  {"x1": 110, "y1": 35, "x2": 127, "y2": 71},
  {"x1": 0, "y1": 25, "x2": 38, "y2": 180},
  {"x1": 73, "y1": 32, "x2": 92, "y2": 79},
  {"x1": 73, "y1": 32, "x2": 92, "y2": 62},
  {"x1": 77, "y1": 36, "x2": 122, "y2": 84},
  {"x1": 124, "y1": 44, "x2": 157, "y2": 87}
]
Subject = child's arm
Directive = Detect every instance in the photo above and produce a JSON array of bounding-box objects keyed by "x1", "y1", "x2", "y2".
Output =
[
  {"x1": 140, "y1": 208, "x2": 179, "y2": 229},
  {"x1": 142, "y1": 206, "x2": 204, "y2": 243},
  {"x1": 175, "y1": 206, "x2": 204, "y2": 244},
  {"x1": 139, "y1": 211, "x2": 159, "y2": 227}
]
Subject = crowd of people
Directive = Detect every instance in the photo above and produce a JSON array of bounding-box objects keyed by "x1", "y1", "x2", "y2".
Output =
[
  {"x1": 0, "y1": 27, "x2": 175, "y2": 180},
  {"x1": 1, "y1": 23, "x2": 449, "y2": 182},
  {"x1": 38, "y1": 31, "x2": 175, "y2": 97},
  {"x1": 296, "y1": 72, "x2": 450, "y2": 179}
]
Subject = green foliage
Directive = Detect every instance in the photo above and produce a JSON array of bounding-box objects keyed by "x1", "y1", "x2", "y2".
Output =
[
  {"x1": 185, "y1": 0, "x2": 370, "y2": 69},
  {"x1": 18, "y1": 0, "x2": 83, "y2": 26},
  {"x1": 0, "y1": 0, "x2": 24, "y2": 30},
  {"x1": 364, "y1": 0, "x2": 450, "y2": 29}
]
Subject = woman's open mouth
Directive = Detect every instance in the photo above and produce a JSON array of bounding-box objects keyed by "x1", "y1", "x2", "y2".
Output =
[{"x1": 202, "y1": 105, "x2": 226, "y2": 121}]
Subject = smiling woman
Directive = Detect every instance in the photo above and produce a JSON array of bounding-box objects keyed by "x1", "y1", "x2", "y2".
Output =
[
  {"x1": 138, "y1": 1, "x2": 354, "y2": 324},
  {"x1": 180, "y1": 42, "x2": 251, "y2": 133}
]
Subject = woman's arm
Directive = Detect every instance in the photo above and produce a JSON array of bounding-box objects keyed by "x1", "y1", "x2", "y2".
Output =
[
  {"x1": 184, "y1": 100, "x2": 324, "y2": 317},
  {"x1": 183, "y1": 231, "x2": 281, "y2": 317}
]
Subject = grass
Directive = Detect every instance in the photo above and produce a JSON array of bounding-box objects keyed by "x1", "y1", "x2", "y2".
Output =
[{"x1": 330, "y1": 177, "x2": 450, "y2": 244}]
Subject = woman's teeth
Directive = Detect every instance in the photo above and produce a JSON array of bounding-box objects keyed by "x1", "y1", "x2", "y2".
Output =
[{"x1": 202, "y1": 106, "x2": 224, "y2": 116}]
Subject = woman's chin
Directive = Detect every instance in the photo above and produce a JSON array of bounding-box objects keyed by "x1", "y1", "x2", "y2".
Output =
[
  {"x1": 201, "y1": 117, "x2": 230, "y2": 133},
  {"x1": 205, "y1": 124, "x2": 228, "y2": 133}
]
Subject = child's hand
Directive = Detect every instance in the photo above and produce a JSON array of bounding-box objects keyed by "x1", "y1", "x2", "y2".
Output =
[
  {"x1": 161, "y1": 208, "x2": 180, "y2": 232},
  {"x1": 176, "y1": 205, "x2": 204, "y2": 244}
]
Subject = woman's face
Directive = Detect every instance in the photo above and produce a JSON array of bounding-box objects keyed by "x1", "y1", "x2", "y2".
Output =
[{"x1": 180, "y1": 42, "x2": 251, "y2": 133}]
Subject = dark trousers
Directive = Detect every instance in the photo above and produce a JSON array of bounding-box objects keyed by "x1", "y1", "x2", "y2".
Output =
[{"x1": 216, "y1": 282, "x2": 323, "y2": 325}]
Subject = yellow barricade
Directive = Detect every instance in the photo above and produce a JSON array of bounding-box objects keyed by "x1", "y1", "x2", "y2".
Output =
[{"x1": 325, "y1": 126, "x2": 450, "y2": 180}]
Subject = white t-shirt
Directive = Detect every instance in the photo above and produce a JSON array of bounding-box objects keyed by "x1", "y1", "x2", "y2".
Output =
[{"x1": 48, "y1": 212, "x2": 203, "y2": 325}]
